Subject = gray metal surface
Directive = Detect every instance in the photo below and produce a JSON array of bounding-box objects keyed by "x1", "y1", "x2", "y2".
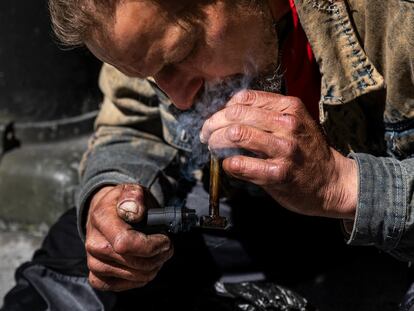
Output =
[{"x1": 0, "y1": 135, "x2": 90, "y2": 227}]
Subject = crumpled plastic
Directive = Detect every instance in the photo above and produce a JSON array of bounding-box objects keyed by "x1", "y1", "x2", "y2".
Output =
[{"x1": 214, "y1": 281, "x2": 316, "y2": 311}]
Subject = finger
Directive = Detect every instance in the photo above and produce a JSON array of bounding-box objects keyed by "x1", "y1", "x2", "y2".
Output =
[
  {"x1": 90, "y1": 186, "x2": 116, "y2": 210},
  {"x1": 223, "y1": 156, "x2": 291, "y2": 186},
  {"x1": 227, "y1": 90, "x2": 307, "y2": 119},
  {"x1": 112, "y1": 231, "x2": 172, "y2": 258},
  {"x1": 117, "y1": 184, "x2": 145, "y2": 223},
  {"x1": 227, "y1": 90, "x2": 287, "y2": 108},
  {"x1": 89, "y1": 193, "x2": 171, "y2": 258},
  {"x1": 200, "y1": 105, "x2": 295, "y2": 143},
  {"x1": 89, "y1": 272, "x2": 146, "y2": 292},
  {"x1": 208, "y1": 125, "x2": 296, "y2": 159},
  {"x1": 86, "y1": 233, "x2": 174, "y2": 271},
  {"x1": 87, "y1": 255, "x2": 162, "y2": 283}
]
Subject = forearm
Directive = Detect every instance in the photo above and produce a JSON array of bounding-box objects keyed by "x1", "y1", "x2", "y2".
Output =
[
  {"x1": 77, "y1": 125, "x2": 178, "y2": 239},
  {"x1": 76, "y1": 64, "x2": 179, "y2": 239}
]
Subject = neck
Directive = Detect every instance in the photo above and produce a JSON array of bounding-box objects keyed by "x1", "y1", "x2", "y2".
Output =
[{"x1": 267, "y1": 0, "x2": 291, "y2": 22}]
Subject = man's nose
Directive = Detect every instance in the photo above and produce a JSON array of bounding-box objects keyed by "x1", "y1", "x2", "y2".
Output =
[{"x1": 154, "y1": 66, "x2": 204, "y2": 110}]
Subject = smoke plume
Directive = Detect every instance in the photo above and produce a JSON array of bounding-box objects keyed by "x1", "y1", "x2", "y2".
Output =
[{"x1": 176, "y1": 63, "x2": 283, "y2": 180}]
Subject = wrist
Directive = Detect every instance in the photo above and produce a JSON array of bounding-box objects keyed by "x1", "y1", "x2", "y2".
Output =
[{"x1": 326, "y1": 149, "x2": 358, "y2": 220}]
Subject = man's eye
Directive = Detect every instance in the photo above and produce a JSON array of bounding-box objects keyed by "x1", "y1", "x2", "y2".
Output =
[
  {"x1": 176, "y1": 41, "x2": 198, "y2": 65},
  {"x1": 157, "y1": 39, "x2": 199, "y2": 76}
]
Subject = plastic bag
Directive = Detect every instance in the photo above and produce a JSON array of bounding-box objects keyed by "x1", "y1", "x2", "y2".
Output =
[{"x1": 214, "y1": 281, "x2": 316, "y2": 311}]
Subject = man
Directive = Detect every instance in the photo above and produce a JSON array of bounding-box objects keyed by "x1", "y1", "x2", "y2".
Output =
[{"x1": 3, "y1": 0, "x2": 414, "y2": 310}]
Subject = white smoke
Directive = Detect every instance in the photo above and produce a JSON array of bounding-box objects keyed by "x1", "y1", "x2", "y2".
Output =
[{"x1": 176, "y1": 64, "x2": 283, "y2": 180}]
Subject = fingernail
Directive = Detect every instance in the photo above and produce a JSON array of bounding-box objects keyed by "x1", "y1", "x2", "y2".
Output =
[
  {"x1": 119, "y1": 201, "x2": 139, "y2": 214},
  {"x1": 199, "y1": 132, "x2": 205, "y2": 143},
  {"x1": 161, "y1": 243, "x2": 171, "y2": 252}
]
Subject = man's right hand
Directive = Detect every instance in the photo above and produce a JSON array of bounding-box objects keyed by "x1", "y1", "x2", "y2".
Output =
[{"x1": 85, "y1": 184, "x2": 174, "y2": 292}]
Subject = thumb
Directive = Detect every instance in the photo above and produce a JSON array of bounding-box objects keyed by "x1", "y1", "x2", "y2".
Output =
[{"x1": 116, "y1": 184, "x2": 146, "y2": 223}]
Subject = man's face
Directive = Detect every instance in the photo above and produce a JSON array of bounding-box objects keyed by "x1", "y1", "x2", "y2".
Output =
[{"x1": 87, "y1": 0, "x2": 279, "y2": 110}]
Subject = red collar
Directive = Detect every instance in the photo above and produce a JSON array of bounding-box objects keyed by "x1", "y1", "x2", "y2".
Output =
[{"x1": 280, "y1": 0, "x2": 321, "y2": 121}]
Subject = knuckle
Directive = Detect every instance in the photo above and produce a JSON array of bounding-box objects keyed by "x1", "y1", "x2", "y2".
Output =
[
  {"x1": 262, "y1": 164, "x2": 275, "y2": 178},
  {"x1": 282, "y1": 139, "x2": 298, "y2": 157},
  {"x1": 258, "y1": 163, "x2": 287, "y2": 185},
  {"x1": 88, "y1": 275, "x2": 99, "y2": 288},
  {"x1": 229, "y1": 157, "x2": 245, "y2": 174},
  {"x1": 284, "y1": 115, "x2": 300, "y2": 131},
  {"x1": 227, "y1": 125, "x2": 249, "y2": 143},
  {"x1": 265, "y1": 112, "x2": 277, "y2": 124},
  {"x1": 86, "y1": 238, "x2": 108, "y2": 255},
  {"x1": 235, "y1": 90, "x2": 256, "y2": 103},
  {"x1": 113, "y1": 232, "x2": 130, "y2": 255},
  {"x1": 286, "y1": 96, "x2": 302, "y2": 107},
  {"x1": 85, "y1": 240, "x2": 95, "y2": 254},
  {"x1": 275, "y1": 162, "x2": 292, "y2": 184},
  {"x1": 226, "y1": 104, "x2": 245, "y2": 121}
]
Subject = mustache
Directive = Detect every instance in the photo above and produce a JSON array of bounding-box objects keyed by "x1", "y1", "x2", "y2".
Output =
[{"x1": 170, "y1": 63, "x2": 283, "y2": 118}]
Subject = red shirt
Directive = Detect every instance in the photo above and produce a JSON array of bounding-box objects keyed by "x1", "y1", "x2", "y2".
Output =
[{"x1": 281, "y1": 0, "x2": 321, "y2": 121}]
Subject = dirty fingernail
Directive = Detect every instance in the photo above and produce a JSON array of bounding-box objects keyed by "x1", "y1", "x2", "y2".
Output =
[{"x1": 119, "y1": 201, "x2": 139, "y2": 214}]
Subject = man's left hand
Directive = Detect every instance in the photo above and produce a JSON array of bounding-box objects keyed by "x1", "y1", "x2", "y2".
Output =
[{"x1": 200, "y1": 90, "x2": 357, "y2": 219}]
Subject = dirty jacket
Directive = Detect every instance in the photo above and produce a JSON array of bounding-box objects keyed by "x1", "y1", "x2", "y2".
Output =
[{"x1": 78, "y1": 0, "x2": 414, "y2": 261}]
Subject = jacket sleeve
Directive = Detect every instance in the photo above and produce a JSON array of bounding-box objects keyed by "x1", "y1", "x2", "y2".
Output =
[
  {"x1": 76, "y1": 64, "x2": 178, "y2": 239},
  {"x1": 344, "y1": 153, "x2": 414, "y2": 262}
]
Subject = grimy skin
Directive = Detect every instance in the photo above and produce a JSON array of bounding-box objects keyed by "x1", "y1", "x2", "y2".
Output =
[{"x1": 84, "y1": 0, "x2": 358, "y2": 291}]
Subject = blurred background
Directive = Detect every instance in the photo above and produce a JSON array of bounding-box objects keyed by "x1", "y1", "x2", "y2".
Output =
[{"x1": 0, "y1": 0, "x2": 102, "y2": 300}]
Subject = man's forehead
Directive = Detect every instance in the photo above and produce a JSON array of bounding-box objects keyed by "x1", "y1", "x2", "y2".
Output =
[
  {"x1": 94, "y1": 0, "x2": 198, "y2": 78},
  {"x1": 137, "y1": 0, "x2": 230, "y2": 20}
]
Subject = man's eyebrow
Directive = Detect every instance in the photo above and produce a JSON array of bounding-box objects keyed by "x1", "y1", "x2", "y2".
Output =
[{"x1": 165, "y1": 33, "x2": 198, "y2": 66}]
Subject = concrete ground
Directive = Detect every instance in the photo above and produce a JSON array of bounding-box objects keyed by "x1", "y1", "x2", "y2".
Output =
[{"x1": 0, "y1": 231, "x2": 44, "y2": 306}]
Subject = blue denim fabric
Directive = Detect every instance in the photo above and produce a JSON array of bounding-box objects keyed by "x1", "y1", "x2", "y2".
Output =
[
  {"x1": 347, "y1": 153, "x2": 414, "y2": 261},
  {"x1": 77, "y1": 125, "x2": 178, "y2": 239},
  {"x1": 22, "y1": 265, "x2": 111, "y2": 311}
]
